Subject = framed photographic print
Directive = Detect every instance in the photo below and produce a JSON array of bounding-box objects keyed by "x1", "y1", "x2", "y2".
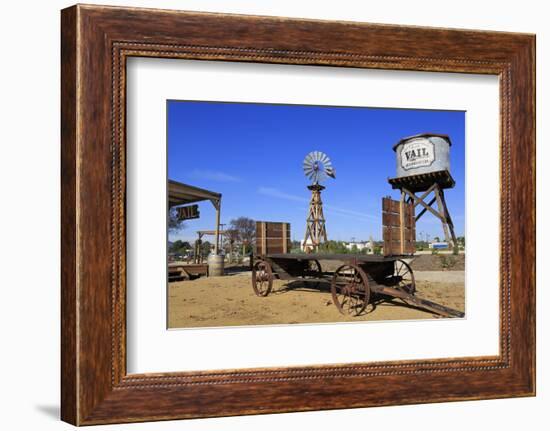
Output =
[{"x1": 61, "y1": 4, "x2": 535, "y2": 425}]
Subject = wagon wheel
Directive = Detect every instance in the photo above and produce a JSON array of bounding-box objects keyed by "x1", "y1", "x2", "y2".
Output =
[
  {"x1": 331, "y1": 264, "x2": 370, "y2": 316},
  {"x1": 308, "y1": 259, "x2": 322, "y2": 276},
  {"x1": 393, "y1": 259, "x2": 416, "y2": 294},
  {"x1": 304, "y1": 259, "x2": 322, "y2": 288},
  {"x1": 252, "y1": 260, "x2": 273, "y2": 297}
]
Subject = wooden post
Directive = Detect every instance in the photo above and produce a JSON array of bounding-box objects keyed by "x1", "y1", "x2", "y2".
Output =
[
  {"x1": 282, "y1": 222, "x2": 288, "y2": 253},
  {"x1": 436, "y1": 185, "x2": 458, "y2": 248},
  {"x1": 261, "y1": 222, "x2": 267, "y2": 255},
  {"x1": 195, "y1": 232, "x2": 203, "y2": 264},
  {"x1": 400, "y1": 183, "x2": 457, "y2": 250},
  {"x1": 415, "y1": 196, "x2": 437, "y2": 221},
  {"x1": 399, "y1": 190, "x2": 406, "y2": 255},
  {"x1": 402, "y1": 186, "x2": 442, "y2": 220},
  {"x1": 433, "y1": 185, "x2": 452, "y2": 246},
  {"x1": 214, "y1": 201, "x2": 221, "y2": 255}
]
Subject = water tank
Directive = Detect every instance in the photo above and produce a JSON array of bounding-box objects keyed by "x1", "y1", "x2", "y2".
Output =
[
  {"x1": 393, "y1": 133, "x2": 451, "y2": 178},
  {"x1": 207, "y1": 253, "x2": 225, "y2": 277}
]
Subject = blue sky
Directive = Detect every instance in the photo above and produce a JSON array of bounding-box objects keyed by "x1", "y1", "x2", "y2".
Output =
[{"x1": 168, "y1": 100, "x2": 465, "y2": 243}]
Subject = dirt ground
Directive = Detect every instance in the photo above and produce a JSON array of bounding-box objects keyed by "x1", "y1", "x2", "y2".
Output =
[
  {"x1": 409, "y1": 253, "x2": 465, "y2": 271},
  {"x1": 168, "y1": 265, "x2": 465, "y2": 329}
]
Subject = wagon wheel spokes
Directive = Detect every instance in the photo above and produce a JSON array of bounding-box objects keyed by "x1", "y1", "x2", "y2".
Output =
[
  {"x1": 393, "y1": 259, "x2": 416, "y2": 294},
  {"x1": 334, "y1": 269, "x2": 363, "y2": 314},
  {"x1": 331, "y1": 264, "x2": 370, "y2": 316},
  {"x1": 307, "y1": 259, "x2": 322, "y2": 277},
  {"x1": 252, "y1": 260, "x2": 273, "y2": 297},
  {"x1": 303, "y1": 259, "x2": 323, "y2": 288}
]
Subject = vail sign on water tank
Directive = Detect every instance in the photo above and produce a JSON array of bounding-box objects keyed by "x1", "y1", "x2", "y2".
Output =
[
  {"x1": 400, "y1": 138, "x2": 435, "y2": 170},
  {"x1": 392, "y1": 134, "x2": 451, "y2": 178}
]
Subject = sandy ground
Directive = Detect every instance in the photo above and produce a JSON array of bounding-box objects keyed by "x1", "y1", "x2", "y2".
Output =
[{"x1": 168, "y1": 269, "x2": 465, "y2": 329}]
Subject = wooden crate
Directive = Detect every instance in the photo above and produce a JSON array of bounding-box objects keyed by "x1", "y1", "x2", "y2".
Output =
[
  {"x1": 382, "y1": 197, "x2": 416, "y2": 256},
  {"x1": 255, "y1": 221, "x2": 291, "y2": 255}
]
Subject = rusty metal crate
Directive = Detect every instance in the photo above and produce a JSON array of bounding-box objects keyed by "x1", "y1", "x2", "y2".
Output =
[
  {"x1": 382, "y1": 196, "x2": 416, "y2": 256},
  {"x1": 255, "y1": 221, "x2": 291, "y2": 255}
]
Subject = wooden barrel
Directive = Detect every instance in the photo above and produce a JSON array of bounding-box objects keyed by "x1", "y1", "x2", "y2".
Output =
[{"x1": 207, "y1": 254, "x2": 224, "y2": 277}]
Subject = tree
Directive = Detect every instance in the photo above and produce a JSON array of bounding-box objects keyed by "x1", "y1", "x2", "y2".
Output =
[
  {"x1": 319, "y1": 240, "x2": 348, "y2": 254},
  {"x1": 200, "y1": 240, "x2": 212, "y2": 256},
  {"x1": 229, "y1": 217, "x2": 256, "y2": 254},
  {"x1": 168, "y1": 207, "x2": 186, "y2": 233},
  {"x1": 223, "y1": 229, "x2": 239, "y2": 262},
  {"x1": 170, "y1": 240, "x2": 191, "y2": 254}
]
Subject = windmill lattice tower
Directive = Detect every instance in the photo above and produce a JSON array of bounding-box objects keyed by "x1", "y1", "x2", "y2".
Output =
[{"x1": 302, "y1": 151, "x2": 335, "y2": 252}]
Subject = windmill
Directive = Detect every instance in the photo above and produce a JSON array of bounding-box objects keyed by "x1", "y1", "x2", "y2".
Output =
[{"x1": 302, "y1": 151, "x2": 335, "y2": 252}]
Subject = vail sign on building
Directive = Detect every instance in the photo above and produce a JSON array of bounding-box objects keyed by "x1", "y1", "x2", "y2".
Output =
[{"x1": 400, "y1": 138, "x2": 435, "y2": 170}]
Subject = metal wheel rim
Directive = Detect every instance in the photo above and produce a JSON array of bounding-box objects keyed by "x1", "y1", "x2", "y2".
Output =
[
  {"x1": 394, "y1": 259, "x2": 416, "y2": 294},
  {"x1": 331, "y1": 264, "x2": 370, "y2": 316},
  {"x1": 309, "y1": 259, "x2": 322, "y2": 275},
  {"x1": 305, "y1": 259, "x2": 323, "y2": 287},
  {"x1": 252, "y1": 260, "x2": 273, "y2": 297},
  {"x1": 305, "y1": 259, "x2": 322, "y2": 278}
]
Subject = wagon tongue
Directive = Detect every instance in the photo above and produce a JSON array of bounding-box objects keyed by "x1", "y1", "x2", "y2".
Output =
[
  {"x1": 407, "y1": 296, "x2": 465, "y2": 318},
  {"x1": 379, "y1": 286, "x2": 465, "y2": 318}
]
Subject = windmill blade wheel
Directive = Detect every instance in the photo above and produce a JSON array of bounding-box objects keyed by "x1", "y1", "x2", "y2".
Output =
[{"x1": 303, "y1": 151, "x2": 334, "y2": 185}]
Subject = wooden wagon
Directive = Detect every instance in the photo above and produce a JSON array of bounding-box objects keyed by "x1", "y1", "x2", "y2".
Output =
[
  {"x1": 251, "y1": 253, "x2": 463, "y2": 318},
  {"x1": 252, "y1": 199, "x2": 464, "y2": 318}
]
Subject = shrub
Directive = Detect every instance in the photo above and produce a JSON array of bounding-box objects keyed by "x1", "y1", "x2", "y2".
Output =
[{"x1": 439, "y1": 255, "x2": 457, "y2": 270}]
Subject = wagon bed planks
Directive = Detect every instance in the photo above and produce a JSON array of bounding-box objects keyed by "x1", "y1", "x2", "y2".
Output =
[{"x1": 258, "y1": 253, "x2": 397, "y2": 262}]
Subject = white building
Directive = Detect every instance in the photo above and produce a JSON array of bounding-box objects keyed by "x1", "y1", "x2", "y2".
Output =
[
  {"x1": 345, "y1": 241, "x2": 374, "y2": 254},
  {"x1": 300, "y1": 238, "x2": 315, "y2": 252}
]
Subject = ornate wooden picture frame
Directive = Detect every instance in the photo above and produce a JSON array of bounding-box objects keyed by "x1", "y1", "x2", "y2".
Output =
[{"x1": 61, "y1": 4, "x2": 535, "y2": 425}]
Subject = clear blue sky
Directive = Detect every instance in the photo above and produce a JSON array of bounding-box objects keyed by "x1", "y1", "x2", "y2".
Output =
[{"x1": 168, "y1": 100, "x2": 465, "y2": 243}]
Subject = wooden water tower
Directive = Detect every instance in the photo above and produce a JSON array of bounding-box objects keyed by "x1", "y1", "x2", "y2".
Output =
[{"x1": 388, "y1": 133, "x2": 458, "y2": 248}]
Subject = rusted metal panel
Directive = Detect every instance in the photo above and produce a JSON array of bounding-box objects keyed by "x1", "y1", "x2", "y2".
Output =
[
  {"x1": 256, "y1": 245, "x2": 289, "y2": 254},
  {"x1": 262, "y1": 237, "x2": 294, "y2": 249},
  {"x1": 382, "y1": 198, "x2": 401, "y2": 213},
  {"x1": 384, "y1": 227, "x2": 415, "y2": 242},
  {"x1": 382, "y1": 197, "x2": 415, "y2": 256},
  {"x1": 264, "y1": 225, "x2": 291, "y2": 236},
  {"x1": 255, "y1": 221, "x2": 291, "y2": 255},
  {"x1": 382, "y1": 212, "x2": 400, "y2": 227},
  {"x1": 383, "y1": 227, "x2": 400, "y2": 241}
]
